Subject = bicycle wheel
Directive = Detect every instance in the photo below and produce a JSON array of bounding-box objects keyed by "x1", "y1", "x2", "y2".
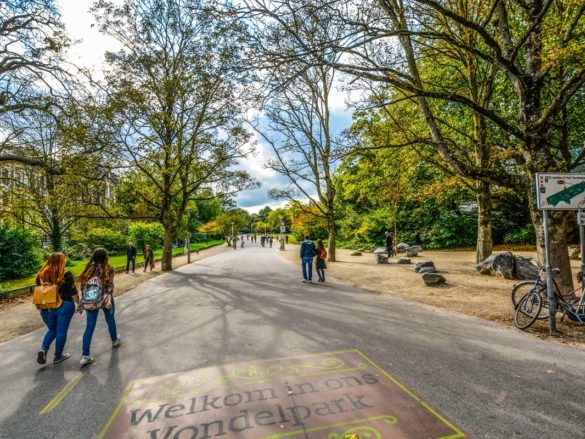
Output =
[
  {"x1": 512, "y1": 281, "x2": 541, "y2": 307},
  {"x1": 514, "y1": 291, "x2": 543, "y2": 330}
]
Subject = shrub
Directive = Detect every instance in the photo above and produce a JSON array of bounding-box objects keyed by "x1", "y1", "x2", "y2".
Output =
[
  {"x1": 503, "y1": 224, "x2": 536, "y2": 245},
  {"x1": 129, "y1": 222, "x2": 164, "y2": 252},
  {"x1": 0, "y1": 224, "x2": 41, "y2": 280},
  {"x1": 82, "y1": 228, "x2": 128, "y2": 255}
]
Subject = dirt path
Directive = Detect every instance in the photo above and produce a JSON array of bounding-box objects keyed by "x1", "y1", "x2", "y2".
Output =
[
  {"x1": 280, "y1": 245, "x2": 585, "y2": 346},
  {"x1": 0, "y1": 245, "x2": 229, "y2": 343}
]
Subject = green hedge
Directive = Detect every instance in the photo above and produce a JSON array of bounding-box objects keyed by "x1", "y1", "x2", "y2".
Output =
[{"x1": 0, "y1": 224, "x2": 41, "y2": 280}]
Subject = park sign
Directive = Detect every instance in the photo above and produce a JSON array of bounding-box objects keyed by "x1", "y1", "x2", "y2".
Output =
[
  {"x1": 536, "y1": 173, "x2": 585, "y2": 210},
  {"x1": 96, "y1": 350, "x2": 467, "y2": 438}
]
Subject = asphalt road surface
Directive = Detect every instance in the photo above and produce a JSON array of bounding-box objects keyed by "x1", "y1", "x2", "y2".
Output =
[{"x1": 1, "y1": 242, "x2": 585, "y2": 438}]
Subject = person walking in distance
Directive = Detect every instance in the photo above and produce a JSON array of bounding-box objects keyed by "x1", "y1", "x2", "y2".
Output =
[
  {"x1": 385, "y1": 231, "x2": 394, "y2": 257},
  {"x1": 269, "y1": 236, "x2": 273, "y2": 248},
  {"x1": 35, "y1": 253, "x2": 80, "y2": 365},
  {"x1": 315, "y1": 239, "x2": 328, "y2": 282},
  {"x1": 125, "y1": 242, "x2": 137, "y2": 273},
  {"x1": 78, "y1": 248, "x2": 121, "y2": 366},
  {"x1": 299, "y1": 234, "x2": 317, "y2": 283},
  {"x1": 143, "y1": 244, "x2": 154, "y2": 272}
]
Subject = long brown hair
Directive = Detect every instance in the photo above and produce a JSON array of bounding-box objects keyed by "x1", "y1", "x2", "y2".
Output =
[
  {"x1": 316, "y1": 239, "x2": 325, "y2": 251},
  {"x1": 79, "y1": 248, "x2": 112, "y2": 290},
  {"x1": 37, "y1": 253, "x2": 66, "y2": 285}
]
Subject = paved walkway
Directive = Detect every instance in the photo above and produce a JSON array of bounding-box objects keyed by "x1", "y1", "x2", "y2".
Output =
[{"x1": 0, "y1": 241, "x2": 584, "y2": 438}]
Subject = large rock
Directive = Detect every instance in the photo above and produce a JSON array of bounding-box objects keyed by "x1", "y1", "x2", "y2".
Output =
[
  {"x1": 476, "y1": 252, "x2": 515, "y2": 279},
  {"x1": 418, "y1": 266, "x2": 438, "y2": 274},
  {"x1": 397, "y1": 258, "x2": 411, "y2": 264},
  {"x1": 375, "y1": 254, "x2": 389, "y2": 264},
  {"x1": 406, "y1": 247, "x2": 419, "y2": 257},
  {"x1": 569, "y1": 247, "x2": 581, "y2": 260},
  {"x1": 415, "y1": 261, "x2": 436, "y2": 273},
  {"x1": 373, "y1": 247, "x2": 387, "y2": 255},
  {"x1": 410, "y1": 245, "x2": 423, "y2": 253},
  {"x1": 514, "y1": 255, "x2": 540, "y2": 280},
  {"x1": 476, "y1": 252, "x2": 539, "y2": 280},
  {"x1": 396, "y1": 242, "x2": 410, "y2": 253},
  {"x1": 350, "y1": 251, "x2": 362, "y2": 256},
  {"x1": 422, "y1": 273, "x2": 446, "y2": 285}
]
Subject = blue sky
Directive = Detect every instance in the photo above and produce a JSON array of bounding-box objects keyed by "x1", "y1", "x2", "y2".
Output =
[{"x1": 58, "y1": 0, "x2": 356, "y2": 215}]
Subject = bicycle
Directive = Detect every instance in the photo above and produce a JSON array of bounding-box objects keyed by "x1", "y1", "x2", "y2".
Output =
[{"x1": 513, "y1": 267, "x2": 585, "y2": 330}]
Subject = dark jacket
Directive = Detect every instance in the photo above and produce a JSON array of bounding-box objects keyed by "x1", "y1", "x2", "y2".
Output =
[
  {"x1": 300, "y1": 240, "x2": 316, "y2": 258},
  {"x1": 144, "y1": 248, "x2": 154, "y2": 261},
  {"x1": 126, "y1": 246, "x2": 137, "y2": 259},
  {"x1": 36, "y1": 271, "x2": 78, "y2": 302},
  {"x1": 385, "y1": 235, "x2": 393, "y2": 248}
]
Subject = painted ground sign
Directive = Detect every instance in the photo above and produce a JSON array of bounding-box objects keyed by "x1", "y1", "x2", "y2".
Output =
[
  {"x1": 536, "y1": 173, "x2": 585, "y2": 210},
  {"x1": 96, "y1": 350, "x2": 467, "y2": 439}
]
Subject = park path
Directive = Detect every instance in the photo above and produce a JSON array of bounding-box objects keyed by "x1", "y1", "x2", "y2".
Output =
[
  {"x1": 0, "y1": 240, "x2": 584, "y2": 438},
  {"x1": 0, "y1": 244, "x2": 229, "y2": 343}
]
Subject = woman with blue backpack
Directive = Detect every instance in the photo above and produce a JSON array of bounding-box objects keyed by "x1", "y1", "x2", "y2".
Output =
[{"x1": 78, "y1": 248, "x2": 121, "y2": 366}]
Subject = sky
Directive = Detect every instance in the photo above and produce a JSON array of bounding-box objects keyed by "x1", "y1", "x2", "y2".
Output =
[{"x1": 57, "y1": 0, "x2": 356, "y2": 215}]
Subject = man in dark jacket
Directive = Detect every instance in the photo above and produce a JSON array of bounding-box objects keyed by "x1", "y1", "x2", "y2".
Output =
[
  {"x1": 126, "y1": 242, "x2": 137, "y2": 273},
  {"x1": 300, "y1": 234, "x2": 317, "y2": 283}
]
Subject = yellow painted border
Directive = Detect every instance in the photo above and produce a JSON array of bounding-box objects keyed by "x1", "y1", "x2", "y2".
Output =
[
  {"x1": 96, "y1": 349, "x2": 467, "y2": 438},
  {"x1": 355, "y1": 350, "x2": 466, "y2": 439},
  {"x1": 39, "y1": 372, "x2": 84, "y2": 414}
]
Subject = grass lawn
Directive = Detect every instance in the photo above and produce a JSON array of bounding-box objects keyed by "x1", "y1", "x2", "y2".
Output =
[{"x1": 0, "y1": 240, "x2": 223, "y2": 292}]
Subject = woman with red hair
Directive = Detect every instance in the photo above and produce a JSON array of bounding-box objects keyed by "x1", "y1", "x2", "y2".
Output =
[{"x1": 36, "y1": 253, "x2": 79, "y2": 365}]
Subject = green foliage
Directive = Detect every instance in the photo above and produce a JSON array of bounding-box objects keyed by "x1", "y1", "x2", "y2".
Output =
[
  {"x1": 128, "y1": 222, "x2": 164, "y2": 252},
  {"x1": 0, "y1": 225, "x2": 41, "y2": 280},
  {"x1": 83, "y1": 228, "x2": 128, "y2": 255},
  {"x1": 503, "y1": 224, "x2": 536, "y2": 245}
]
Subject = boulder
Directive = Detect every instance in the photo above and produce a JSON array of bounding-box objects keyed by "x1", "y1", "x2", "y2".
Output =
[
  {"x1": 396, "y1": 242, "x2": 410, "y2": 253},
  {"x1": 415, "y1": 261, "x2": 436, "y2": 273},
  {"x1": 476, "y1": 252, "x2": 514, "y2": 279},
  {"x1": 422, "y1": 272, "x2": 446, "y2": 285},
  {"x1": 418, "y1": 266, "x2": 438, "y2": 274},
  {"x1": 373, "y1": 247, "x2": 387, "y2": 255},
  {"x1": 397, "y1": 258, "x2": 411, "y2": 264},
  {"x1": 350, "y1": 251, "x2": 362, "y2": 256},
  {"x1": 569, "y1": 247, "x2": 581, "y2": 260},
  {"x1": 410, "y1": 245, "x2": 423, "y2": 253},
  {"x1": 513, "y1": 255, "x2": 540, "y2": 280},
  {"x1": 476, "y1": 252, "x2": 539, "y2": 280},
  {"x1": 375, "y1": 254, "x2": 389, "y2": 264},
  {"x1": 406, "y1": 247, "x2": 419, "y2": 257}
]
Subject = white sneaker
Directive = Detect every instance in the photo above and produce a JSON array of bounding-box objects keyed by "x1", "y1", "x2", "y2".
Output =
[
  {"x1": 80, "y1": 356, "x2": 94, "y2": 366},
  {"x1": 112, "y1": 336, "x2": 122, "y2": 348}
]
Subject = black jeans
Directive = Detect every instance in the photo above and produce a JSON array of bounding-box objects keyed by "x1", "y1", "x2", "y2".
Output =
[{"x1": 126, "y1": 257, "x2": 135, "y2": 272}]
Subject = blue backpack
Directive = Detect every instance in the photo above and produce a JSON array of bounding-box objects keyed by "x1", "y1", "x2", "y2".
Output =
[{"x1": 80, "y1": 276, "x2": 104, "y2": 310}]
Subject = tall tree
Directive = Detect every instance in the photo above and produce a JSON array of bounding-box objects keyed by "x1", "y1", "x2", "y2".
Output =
[
  {"x1": 0, "y1": 0, "x2": 70, "y2": 124},
  {"x1": 94, "y1": 0, "x2": 255, "y2": 271},
  {"x1": 245, "y1": 2, "x2": 343, "y2": 261},
  {"x1": 243, "y1": 0, "x2": 585, "y2": 289}
]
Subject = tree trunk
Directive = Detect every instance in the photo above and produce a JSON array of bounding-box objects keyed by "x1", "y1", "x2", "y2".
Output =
[
  {"x1": 161, "y1": 226, "x2": 175, "y2": 272},
  {"x1": 475, "y1": 181, "x2": 492, "y2": 263},
  {"x1": 327, "y1": 218, "x2": 336, "y2": 262},
  {"x1": 50, "y1": 210, "x2": 63, "y2": 252}
]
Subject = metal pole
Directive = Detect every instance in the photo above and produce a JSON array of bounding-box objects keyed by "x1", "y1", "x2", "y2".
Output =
[
  {"x1": 543, "y1": 210, "x2": 557, "y2": 333},
  {"x1": 577, "y1": 210, "x2": 585, "y2": 292}
]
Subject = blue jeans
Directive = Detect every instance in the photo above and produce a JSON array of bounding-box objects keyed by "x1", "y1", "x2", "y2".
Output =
[
  {"x1": 82, "y1": 299, "x2": 118, "y2": 356},
  {"x1": 302, "y1": 257, "x2": 314, "y2": 281},
  {"x1": 316, "y1": 268, "x2": 325, "y2": 280},
  {"x1": 40, "y1": 300, "x2": 75, "y2": 359}
]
